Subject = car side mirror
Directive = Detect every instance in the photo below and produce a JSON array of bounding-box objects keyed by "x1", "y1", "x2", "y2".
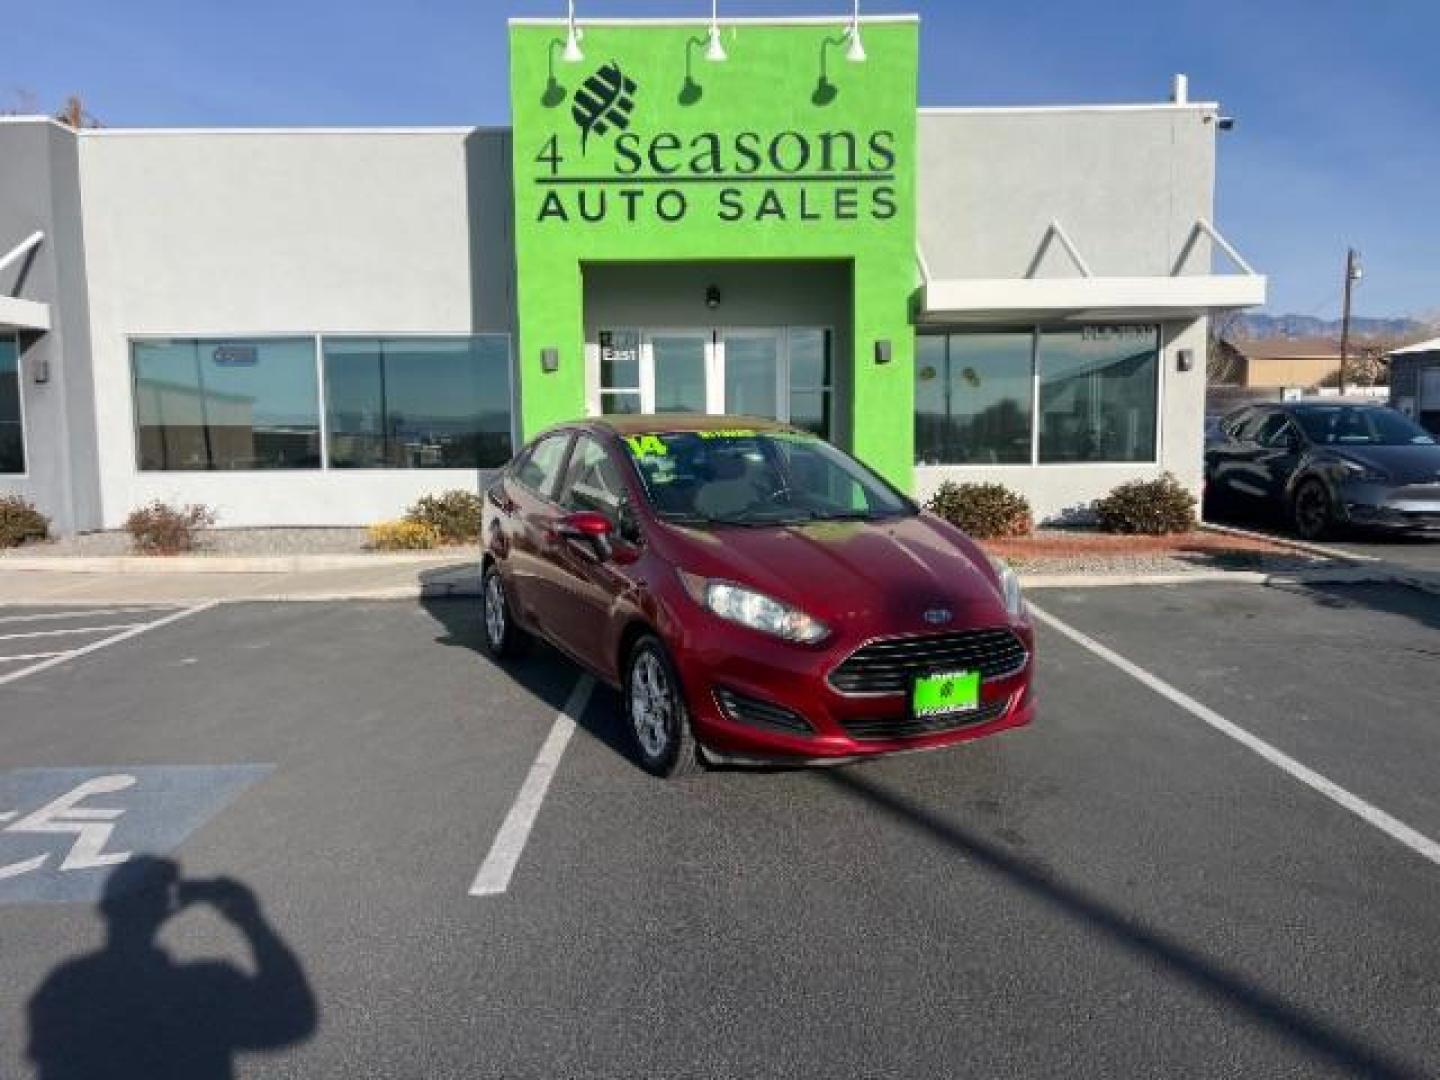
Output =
[
  {"x1": 557, "y1": 511, "x2": 614, "y2": 563},
  {"x1": 617, "y1": 500, "x2": 643, "y2": 546}
]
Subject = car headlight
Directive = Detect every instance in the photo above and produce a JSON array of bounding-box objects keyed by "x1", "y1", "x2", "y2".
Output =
[
  {"x1": 989, "y1": 557, "x2": 1026, "y2": 619},
  {"x1": 680, "y1": 574, "x2": 830, "y2": 644},
  {"x1": 1337, "y1": 459, "x2": 1389, "y2": 483}
]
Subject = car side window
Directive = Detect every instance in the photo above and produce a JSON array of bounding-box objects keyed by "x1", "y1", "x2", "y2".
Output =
[
  {"x1": 1234, "y1": 409, "x2": 1275, "y2": 442},
  {"x1": 513, "y1": 433, "x2": 571, "y2": 500},
  {"x1": 1255, "y1": 413, "x2": 1298, "y2": 449},
  {"x1": 558, "y1": 436, "x2": 626, "y2": 525},
  {"x1": 1221, "y1": 408, "x2": 1253, "y2": 439}
]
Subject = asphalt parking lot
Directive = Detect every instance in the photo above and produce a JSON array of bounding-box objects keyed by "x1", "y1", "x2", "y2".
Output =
[{"x1": 1, "y1": 583, "x2": 1438, "y2": 1078}]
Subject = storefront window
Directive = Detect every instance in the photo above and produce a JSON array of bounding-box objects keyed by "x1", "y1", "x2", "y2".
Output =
[
  {"x1": 1037, "y1": 327, "x2": 1159, "y2": 463},
  {"x1": 915, "y1": 332, "x2": 1034, "y2": 465},
  {"x1": 323, "y1": 337, "x2": 512, "y2": 469},
  {"x1": 133, "y1": 338, "x2": 321, "y2": 471},
  {"x1": 788, "y1": 328, "x2": 832, "y2": 438},
  {"x1": 1, "y1": 336, "x2": 23, "y2": 474}
]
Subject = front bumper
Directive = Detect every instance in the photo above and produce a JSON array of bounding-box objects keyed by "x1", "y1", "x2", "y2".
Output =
[
  {"x1": 672, "y1": 623, "x2": 1036, "y2": 762},
  {"x1": 1338, "y1": 481, "x2": 1440, "y2": 531}
]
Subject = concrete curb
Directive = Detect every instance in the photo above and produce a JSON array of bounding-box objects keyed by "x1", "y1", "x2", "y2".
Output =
[
  {"x1": 1197, "y1": 521, "x2": 1378, "y2": 563},
  {"x1": 1020, "y1": 566, "x2": 1400, "y2": 590},
  {"x1": 0, "y1": 551, "x2": 475, "y2": 574},
  {"x1": 1197, "y1": 521, "x2": 1440, "y2": 597}
]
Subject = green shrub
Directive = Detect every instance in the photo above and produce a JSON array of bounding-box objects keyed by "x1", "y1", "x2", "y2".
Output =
[
  {"x1": 1094, "y1": 473, "x2": 1197, "y2": 535},
  {"x1": 405, "y1": 490, "x2": 483, "y2": 544},
  {"x1": 368, "y1": 519, "x2": 441, "y2": 551},
  {"x1": 123, "y1": 501, "x2": 217, "y2": 555},
  {"x1": 924, "y1": 481, "x2": 1033, "y2": 539},
  {"x1": 0, "y1": 496, "x2": 50, "y2": 549}
]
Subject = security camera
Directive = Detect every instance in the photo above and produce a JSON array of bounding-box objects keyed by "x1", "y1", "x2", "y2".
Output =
[{"x1": 1217, "y1": 116, "x2": 1235, "y2": 131}]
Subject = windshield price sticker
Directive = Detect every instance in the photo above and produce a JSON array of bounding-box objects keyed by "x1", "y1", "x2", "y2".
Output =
[{"x1": 624, "y1": 435, "x2": 670, "y2": 458}]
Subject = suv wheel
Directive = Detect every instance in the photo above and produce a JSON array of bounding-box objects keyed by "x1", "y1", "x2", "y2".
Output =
[
  {"x1": 482, "y1": 564, "x2": 530, "y2": 659},
  {"x1": 1292, "y1": 479, "x2": 1334, "y2": 541},
  {"x1": 625, "y1": 636, "x2": 703, "y2": 779}
]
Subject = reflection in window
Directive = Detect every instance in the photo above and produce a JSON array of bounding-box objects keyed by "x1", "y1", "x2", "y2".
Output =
[
  {"x1": 915, "y1": 332, "x2": 1034, "y2": 465},
  {"x1": 1038, "y1": 328, "x2": 1158, "y2": 463},
  {"x1": 1, "y1": 336, "x2": 23, "y2": 474},
  {"x1": 324, "y1": 337, "x2": 512, "y2": 469},
  {"x1": 133, "y1": 339, "x2": 321, "y2": 471},
  {"x1": 788, "y1": 329, "x2": 832, "y2": 438},
  {"x1": 559, "y1": 435, "x2": 626, "y2": 524}
]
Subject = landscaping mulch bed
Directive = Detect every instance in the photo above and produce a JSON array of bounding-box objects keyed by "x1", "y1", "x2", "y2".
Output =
[{"x1": 982, "y1": 528, "x2": 1333, "y2": 576}]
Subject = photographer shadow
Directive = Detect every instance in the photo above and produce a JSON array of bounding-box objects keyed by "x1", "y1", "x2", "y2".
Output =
[{"x1": 26, "y1": 856, "x2": 317, "y2": 1080}]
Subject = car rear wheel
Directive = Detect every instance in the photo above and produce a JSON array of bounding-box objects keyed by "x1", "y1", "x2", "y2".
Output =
[
  {"x1": 625, "y1": 636, "x2": 703, "y2": 779},
  {"x1": 481, "y1": 564, "x2": 530, "y2": 659},
  {"x1": 1292, "y1": 479, "x2": 1334, "y2": 541}
]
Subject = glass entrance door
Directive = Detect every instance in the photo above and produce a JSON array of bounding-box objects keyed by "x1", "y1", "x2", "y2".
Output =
[
  {"x1": 720, "y1": 330, "x2": 783, "y2": 421},
  {"x1": 644, "y1": 332, "x2": 711, "y2": 414},
  {"x1": 599, "y1": 328, "x2": 831, "y2": 436}
]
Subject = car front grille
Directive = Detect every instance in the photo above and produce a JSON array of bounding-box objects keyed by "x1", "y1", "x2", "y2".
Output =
[
  {"x1": 828, "y1": 628, "x2": 1029, "y2": 695},
  {"x1": 714, "y1": 687, "x2": 813, "y2": 734},
  {"x1": 840, "y1": 698, "x2": 1010, "y2": 741}
]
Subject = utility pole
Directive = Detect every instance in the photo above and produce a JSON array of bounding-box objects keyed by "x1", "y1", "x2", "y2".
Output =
[{"x1": 1338, "y1": 247, "x2": 1362, "y2": 395}]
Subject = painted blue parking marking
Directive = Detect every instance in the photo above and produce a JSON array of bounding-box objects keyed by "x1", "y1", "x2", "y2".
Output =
[{"x1": 0, "y1": 765, "x2": 272, "y2": 904}]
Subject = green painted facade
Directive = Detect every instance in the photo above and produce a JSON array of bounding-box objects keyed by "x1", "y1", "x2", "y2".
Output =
[{"x1": 509, "y1": 19, "x2": 919, "y2": 488}]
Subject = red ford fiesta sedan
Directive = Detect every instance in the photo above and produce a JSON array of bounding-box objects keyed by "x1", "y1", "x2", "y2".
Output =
[{"x1": 481, "y1": 415, "x2": 1035, "y2": 777}]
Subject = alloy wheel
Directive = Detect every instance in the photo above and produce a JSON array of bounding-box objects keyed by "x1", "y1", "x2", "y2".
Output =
[
  {"x1": 483, "y1": 571, "x2": 507, "y2": 650},
  {"x1": 1294, "y1": 482, "x2": 1330, "y2": 540},
  {"x1": 629, "y1": 650, "x2": 672, "y2": 759}
]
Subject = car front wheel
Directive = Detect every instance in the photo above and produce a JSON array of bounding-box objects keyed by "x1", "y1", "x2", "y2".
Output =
[
  {"x1": 481, "y1": 564, "x2": 530, "y2": 659},
  {"x1": 1291, "y1": 478, "x2": 1334, "y2": 541},
  {"x1": 625, "y1": 636, "x2": 703, "y2": 779}
]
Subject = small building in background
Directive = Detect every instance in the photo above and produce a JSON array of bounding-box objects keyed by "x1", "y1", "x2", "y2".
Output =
[
  {"x1": 1214, "y1": 337, "x2": 1342, "y2": 390},
  {"x1": 1388, "y1": 337, "x2": 1440, "y2": 436}
]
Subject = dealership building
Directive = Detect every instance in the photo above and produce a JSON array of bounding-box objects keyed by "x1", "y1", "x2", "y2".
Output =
[{"x1": 0, "y1": 12, "x2": 1266, "y2": 535}]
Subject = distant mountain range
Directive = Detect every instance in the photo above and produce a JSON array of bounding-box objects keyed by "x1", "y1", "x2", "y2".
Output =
[{"x1": 1231, "y1": 313, "x2": 1432, "y2": 340}]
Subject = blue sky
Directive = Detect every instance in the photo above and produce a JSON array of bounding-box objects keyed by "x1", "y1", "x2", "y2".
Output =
[{"x1": 6, "y1": 0, "x2": 1435, "y2": 320}]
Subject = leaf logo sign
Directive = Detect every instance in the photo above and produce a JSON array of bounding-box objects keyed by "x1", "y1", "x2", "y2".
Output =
[{"x1": 572, "y1": 62, "x2": 638, "y2": 153}]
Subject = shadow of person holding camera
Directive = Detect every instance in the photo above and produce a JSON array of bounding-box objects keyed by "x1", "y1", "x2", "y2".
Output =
[{"x1": 26, "y1": 856, "x2": 318, "y2": 1080}]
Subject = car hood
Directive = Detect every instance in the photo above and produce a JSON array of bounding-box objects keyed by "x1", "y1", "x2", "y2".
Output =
[
  {"x1": 1327, "y1": 444, "x2": 1440, "y2": 484},
  {"x1": 662, "y1": 513, "x2": 1010, "y2": 633}
]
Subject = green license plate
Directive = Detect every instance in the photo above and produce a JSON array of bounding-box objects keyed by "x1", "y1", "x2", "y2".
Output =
[{"x1": 911, "y1": 671, "x2": 980, "y2": 718}]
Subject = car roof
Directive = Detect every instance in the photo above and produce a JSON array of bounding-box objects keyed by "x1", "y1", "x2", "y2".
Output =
[{"x1": 554, "y1": 414, "x2": 801, "y2": 437}]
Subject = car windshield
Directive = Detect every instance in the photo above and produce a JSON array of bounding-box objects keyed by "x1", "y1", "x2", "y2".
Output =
[
  {"x1": 620, "y1": 428, "x2": 915, "y2": 526},
  {"x1": 1292, "y1": 406, "x2": 1436, "y2": 447}
]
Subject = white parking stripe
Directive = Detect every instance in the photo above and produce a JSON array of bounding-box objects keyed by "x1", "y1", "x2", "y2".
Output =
[
  {"x1": 0, "y1": 603, "x2": 217, "y2": 688},
  {"x1": 1028, "y1": 602, "x2": 1440, "y2": 870},
  {"x1": 0, "y1": 607, "x2": 172, "y2": 625},
  {"x1": 0, "y1": 653, "x2": 67, "y2": 663},
  {"x1": 0, "y1": 624, "x2": 144, "y2": 642},
  {"x1": 469, "y1": 675, "x2": 594, "y2": 898}
]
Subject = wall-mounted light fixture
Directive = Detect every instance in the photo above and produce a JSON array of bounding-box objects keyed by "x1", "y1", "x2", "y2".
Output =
[
  {"x1": 705, "y1": 285, "x2": 722, "y2": 310},
  {"x1": 562, "y1": 0, "x2": 585, "y2": 63},
  {"x1": 845, "y1": 0, "x2": 867, "y2": 63},
  {"x1": 874, "y1": 339, "x2": 892, "y2": 365},
  {"x1": 705, "y1": 0, "x2": 728, "y2": 62},
  {"x1": 541, "y1": 347, "x2": 560, "y2": 373},
  {"x1": 1176, "y1": 348, "x2": 1195, "y2": 373}
]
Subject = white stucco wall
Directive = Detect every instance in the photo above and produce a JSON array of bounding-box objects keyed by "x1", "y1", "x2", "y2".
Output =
[
  {"x1": 76, "y1": 127, "x2": 516, "y2": 528},
  {"x1": 913, "y1": 105, "x2": 1219, "y2": 520}
]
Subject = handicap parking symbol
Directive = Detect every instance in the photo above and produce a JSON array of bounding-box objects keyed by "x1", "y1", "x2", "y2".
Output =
[{"x1": 0, "y1": 766, "x2": 272, "y2": 904}]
